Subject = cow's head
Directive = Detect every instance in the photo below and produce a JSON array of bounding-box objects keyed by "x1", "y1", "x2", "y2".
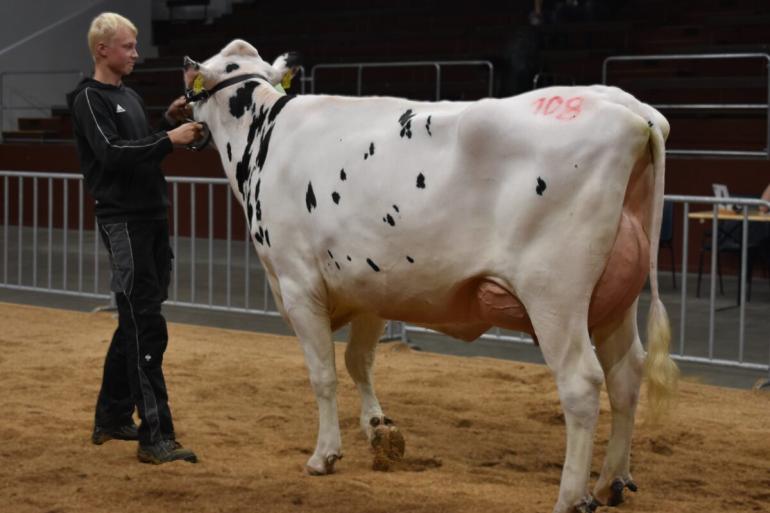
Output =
[{"x1": 183, "y1": 39, "x2": 300, "y2": 101}]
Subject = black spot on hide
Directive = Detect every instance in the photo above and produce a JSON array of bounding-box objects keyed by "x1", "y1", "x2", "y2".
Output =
[
  {"x1": 235, "y1": 112, "x2": 261, "y2": 194},
  {"x1": 229, "y1": 81, "x2": 259, "y2": 119},
  {"x1": 306, "y1": 182, "x2": 317, "y2": 213},
  {"x1": 406, "y1": 256, "x2": 414, "y2": 263},
  {"x1": 268, "y1": 95, "x2": 293, "y2": 123},
  {"x1": 246, "y1": 201, "x2": 254, "y2": 229},
  {"x1": 340, "y1": 169, "x2": 347, "y2": 181},
  {"x1": 385, "y1": 214, "x2": 395, "y2": 226},
  {"x1": 426, "y1": 115, "x2": 432, "y2": 136},
  {"x1": 226, "y1": 143, "x2": 232, "y2": 162},
  {"x1": 256, "y1": 125, "x2": 274, "y2": 171},
  {"x1": 366, "y1": 258, "x2": 380, "y2": 272},
  {"x1": 416, "y1": 173, "x2": 426, "y2": 189},
  {"x1": 536, "y1": 177, "x2": 547, "y2": 196},
  {"x1": 399, "y1": 109, "x2": 415, "y2": 138},
  {"x1": 226, "y1": 63, "x2": 240, "y2": 73},
  {"x1": 332, "y1": 192, "x2": 340, "y2": 204}
]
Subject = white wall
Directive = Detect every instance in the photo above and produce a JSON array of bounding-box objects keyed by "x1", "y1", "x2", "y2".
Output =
[{"x1": 0, "y1": 0, "x2": 155, "y2": 132}]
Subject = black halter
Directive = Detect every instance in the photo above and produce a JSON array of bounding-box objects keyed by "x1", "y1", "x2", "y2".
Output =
[
  {"x1": 183, "y1": 73, "x2": 267, "y2": 151},
  {"x1": 184, "y1": 73, "x2": 268, "y2": 103}
]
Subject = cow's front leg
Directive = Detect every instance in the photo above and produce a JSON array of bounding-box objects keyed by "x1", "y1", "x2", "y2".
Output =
[
  {"x1": 344, "y1": 315, "x2": 405, "y2": 470},
  {"x1": 286, "y1": 301, "x2": 342, "y2": 475}
]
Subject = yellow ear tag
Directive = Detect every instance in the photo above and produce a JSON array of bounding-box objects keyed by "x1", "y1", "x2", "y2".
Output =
[
  {"x1": 281, "y1": 71, "x2": 293, "y2": 90},
  {"x1": 192, "y1": 74, "x2": 204, "y2": 94}
]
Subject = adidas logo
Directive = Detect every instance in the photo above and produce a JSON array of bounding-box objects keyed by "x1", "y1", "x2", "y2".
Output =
[{"x1": 116, "y1": 104, "x2": 126, "y2": 113}]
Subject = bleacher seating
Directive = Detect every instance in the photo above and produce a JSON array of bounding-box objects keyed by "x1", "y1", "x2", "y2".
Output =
[{"x1": 2, "y1": 0, "x2": 769, "y2": 149}]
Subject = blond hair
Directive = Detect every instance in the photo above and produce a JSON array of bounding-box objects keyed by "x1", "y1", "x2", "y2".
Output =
[{"x1": 87, "y1": 12, "x2": 137, "y2": 59}]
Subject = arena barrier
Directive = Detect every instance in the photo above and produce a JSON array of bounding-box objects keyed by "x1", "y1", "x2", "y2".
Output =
[
  {"x1": 603, "y1": 52, "x2": 770, "y2": 159},
  {"x1": 1, "y1": 171, "x2": 768, "y2": 379},
  {"x1": 310, "y1": 60, "x2": 494, "y2": 100}
]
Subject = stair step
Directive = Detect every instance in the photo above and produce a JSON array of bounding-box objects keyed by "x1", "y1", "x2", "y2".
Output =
[{"x1": 2, "y1": 129, "x2": 60, "y2": 141}]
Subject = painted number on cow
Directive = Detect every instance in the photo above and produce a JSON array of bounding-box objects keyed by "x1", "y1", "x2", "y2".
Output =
[{"x1": 532, "y1": 96, "x2": 583, "y2": 120}]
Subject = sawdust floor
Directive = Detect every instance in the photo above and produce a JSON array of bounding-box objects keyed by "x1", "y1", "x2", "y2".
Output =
[{"x1": 1, "y1": 302, "x2": 768, "y2": 513}]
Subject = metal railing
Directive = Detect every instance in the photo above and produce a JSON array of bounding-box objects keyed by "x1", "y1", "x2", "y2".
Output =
[
  {"x1": 532, "y1": 72, "x2": 576, "y2": 89},
  {"x1": 0, "y1": 70, "x2": 84, "y2": 142},
  {"x1": 1, "y1": 171, "x2": 768, "y2": 379},
  {"x1": 665, "y1": 195, "x2": 770, "y2": 371},
  {"x1": 310, "y1": 60, "x2": 494, "y2": 100},
  {"x1": 0, "y1": 171, "x2": 279, "y2": 317},
  {"x1": 602, "y1": 53, "x2": 770, "y2": 159}
]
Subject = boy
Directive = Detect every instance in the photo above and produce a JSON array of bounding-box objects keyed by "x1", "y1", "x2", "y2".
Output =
[{"x1": 67, "y1": 12, "x2": 201, "y2": 464}]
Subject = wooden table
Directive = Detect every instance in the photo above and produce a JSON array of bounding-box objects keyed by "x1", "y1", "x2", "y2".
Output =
[
  {"x1": 688, "y1": 209, "x2": 770, "y2": 223},
  {"x1": 687, "y1": 208, "x2": 770, "y2": 306}
]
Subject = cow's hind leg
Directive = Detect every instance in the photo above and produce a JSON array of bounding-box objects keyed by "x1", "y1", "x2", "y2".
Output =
[
  {"x1": 592, "y1": 301, "x2": 645, "y2": 506},
  {"x1": 283, "y1": 296, "x2": 343, "y2": 475},
  {"x1": 345, "y1": 314, "x2": 405, "y2": 470},
  {"x1": 526, "y1": 303, "x2": 604, "y2": 513}
]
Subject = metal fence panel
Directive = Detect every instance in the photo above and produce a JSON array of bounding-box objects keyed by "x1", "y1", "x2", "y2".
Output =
[{"x1": 1, "y1": 171, "x2": 768, "y2": 377}]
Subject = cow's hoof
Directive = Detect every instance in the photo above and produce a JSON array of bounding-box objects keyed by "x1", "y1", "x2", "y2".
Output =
[
  {"x1": 574, "y1": 495, "x2": 601, "y2": 513},
  {"x1": 370, "y1": 418, "x2": 405, "y2": 471},
  {"x1": 607, "y1": 478, "x2": 638, "y2": 507},
  {"x1": 305, "y1": 453, "x2": 342, "y2": 475}
]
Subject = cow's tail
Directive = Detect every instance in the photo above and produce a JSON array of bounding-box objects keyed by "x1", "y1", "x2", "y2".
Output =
[{"x1": 642, "y1": 114, "x2": 679, "y2": 425}]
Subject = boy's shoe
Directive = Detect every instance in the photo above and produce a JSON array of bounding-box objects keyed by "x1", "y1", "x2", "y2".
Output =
[
  {"x1": 137, "y1": 439, "x2": 198, "y2": 464},
  {"x1": 92, "y1": 423, "x2": 139, "y2": 445}
]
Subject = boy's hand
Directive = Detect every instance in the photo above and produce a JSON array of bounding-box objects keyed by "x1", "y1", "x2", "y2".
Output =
[
  {"x1": 168, "y1": 122, "x2": 204, "y2": 145},
  {"x1": 164, "y1": 96, "x2": 192, "y2": 125}
]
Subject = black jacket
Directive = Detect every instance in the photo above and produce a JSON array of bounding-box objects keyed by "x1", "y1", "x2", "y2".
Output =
[{"x1": 66, "y1": 77, "x2": 174, "y2": 222}]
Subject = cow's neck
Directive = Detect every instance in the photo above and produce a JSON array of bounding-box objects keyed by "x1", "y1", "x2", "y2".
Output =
[{"x1": 209, "y1": 81, "x2": 291, "y2": 203}]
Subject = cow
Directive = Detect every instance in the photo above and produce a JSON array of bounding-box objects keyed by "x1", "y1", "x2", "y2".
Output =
[{"x1": 183, "y1": 40, "x2": 679, "y2": 513}]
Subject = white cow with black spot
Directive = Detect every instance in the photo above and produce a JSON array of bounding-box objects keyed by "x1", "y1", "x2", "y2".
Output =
[{"x1": 184, "y1": 40, "x2": 679, "y2": 513}]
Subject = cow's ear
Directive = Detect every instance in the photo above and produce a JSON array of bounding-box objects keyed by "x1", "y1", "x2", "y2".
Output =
[
  {"x1": 272, "y1": 51, "x2": 302, "y2": 72},
  {"x1": 221, "y1": 39, "x2": 260, "y2": 58},
  {"x1": 184, "y1": 59, "x2": 217, "y2": 91},
  {"x1": 271, "y1": 52, "x2": 302, "y2": 89}
]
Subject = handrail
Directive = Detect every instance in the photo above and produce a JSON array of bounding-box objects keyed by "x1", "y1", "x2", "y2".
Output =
[
  {"x1": 532, "y1": 72, "x2": 576, "y2": 89},
  {"x1": 310, "y1": 60, "x2": 494, "y2": 100},
  {"x1": 0, "y1": 69, "x2": 84, "y2": 142},
  {"x1": 602, "y1": 52, "x2": 770, "y2": 159}
]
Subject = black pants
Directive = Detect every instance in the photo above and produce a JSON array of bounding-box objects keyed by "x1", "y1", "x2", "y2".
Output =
[{"x1": 96, "y1": 219, "x2": 175, "y2": 445}]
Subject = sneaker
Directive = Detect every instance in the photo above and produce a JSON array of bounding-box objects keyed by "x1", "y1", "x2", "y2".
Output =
[
  {"x1": 92, "y1": 423, "x2": 139, "y2": 445},
  {"x1": 137, "y1": 439, "x2": 198, "y2": 464}
]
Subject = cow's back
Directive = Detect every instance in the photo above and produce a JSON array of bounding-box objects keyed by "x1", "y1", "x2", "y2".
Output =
[{"x1": 258, "y1": 87, "x2": 657, "y2": 328}]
